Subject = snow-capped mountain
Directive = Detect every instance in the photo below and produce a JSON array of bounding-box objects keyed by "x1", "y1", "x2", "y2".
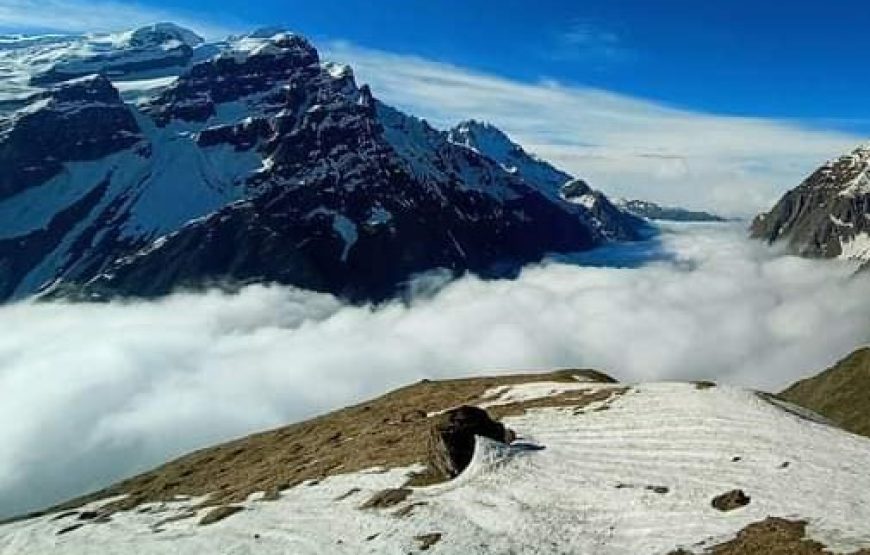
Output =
[
  {"x1": 0, "y1": 23, "x2": 205, "y2": 112},
  {"x1": 3, "y1": 370, "x2": 870, "y2": 553},
  {"x1": 0, "y1": 25, "x2": 644, "y2": 303},
  {"x1": 751, "y1": 144, "x2": 870, "y2": 263}
]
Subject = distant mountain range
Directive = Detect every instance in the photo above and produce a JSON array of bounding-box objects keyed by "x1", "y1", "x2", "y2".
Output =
[
  {"x1": 751, "y1": 144, "x2": 870, "y2": 264},
  {"x1": 0, "y1": 24, "x2": 646, "y2": 303},
  {"x1": 614, "y1": 198, "x2": 728, "y2": 222}
]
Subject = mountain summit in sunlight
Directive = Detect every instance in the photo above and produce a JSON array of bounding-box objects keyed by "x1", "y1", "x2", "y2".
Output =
[{"x1": 0, "y1": 24, "x2": 646, "y2": 304}]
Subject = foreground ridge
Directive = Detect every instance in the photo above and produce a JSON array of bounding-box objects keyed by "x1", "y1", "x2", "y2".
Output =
[{"x1": 2, "y1": 370, "x2": 870, "y2": 554}]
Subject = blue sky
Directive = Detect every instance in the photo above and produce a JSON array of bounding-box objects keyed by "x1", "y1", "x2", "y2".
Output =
[
  {"x1": 281, "y1": 0, "x2": 870, "y2": 130},
  {"x1": 5, "y1": 0, "x2": 866, "y2": 130},
  {"x1": 0, "y1": 0, "x2": 866, "y2": 212}
]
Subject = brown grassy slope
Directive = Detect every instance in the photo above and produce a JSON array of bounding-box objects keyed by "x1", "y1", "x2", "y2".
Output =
[
  {"x1": 22, "y1": 368, "x2": 620, "y2": 519},
  {"x1": 779, "y1": 347, "x2": 870, "y2": 438}
]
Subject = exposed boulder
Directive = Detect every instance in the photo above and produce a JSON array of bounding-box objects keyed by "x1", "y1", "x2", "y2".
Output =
[
  {"x1": 426, "y1": 406, "x2": 515, "y2": 479},
  {"x1": 415, "y1": 532, "x2": 443, "y2": 551},
  {"x1": 711, "y1": 489, "x2": 751, "y2": 511}
]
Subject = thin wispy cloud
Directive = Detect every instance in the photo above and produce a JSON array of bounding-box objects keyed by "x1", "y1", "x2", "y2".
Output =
[
  {"x1": 553, "y1": 20, "x2": 632, "y2": 63},
  {"x1": 0, "y1": 0, "x2": 237, "y2": 38},
  {"x1": 324, "y1": 41, "x2": 862, "y2": 215}
]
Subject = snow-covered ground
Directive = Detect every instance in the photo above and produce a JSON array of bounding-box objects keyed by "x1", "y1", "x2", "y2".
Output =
[{"x1": 2, "y1": 382, "x2": 869, "y2": 554}]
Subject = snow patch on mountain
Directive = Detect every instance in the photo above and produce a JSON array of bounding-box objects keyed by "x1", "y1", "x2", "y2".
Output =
[{"x1": 838, "y1": 232, "x2": 870, "y2": 261}]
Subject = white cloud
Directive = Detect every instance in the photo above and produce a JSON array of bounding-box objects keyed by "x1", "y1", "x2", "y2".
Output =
[
  {"x1": 1, "y1": 224, "x2": 869, "y2": 518},
  {"x1": 0, "y1": 0, "x2": 237, "y2": 39},
  {"x1": 324, "y1": 42, "x2": 863, "y2": 216}
]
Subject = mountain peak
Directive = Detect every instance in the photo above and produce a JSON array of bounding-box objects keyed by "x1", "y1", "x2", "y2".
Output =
[
  {"x1": 220, "y1": 30, "x2": 316, "y2": 65},
  {"x1": 448, "y1": 118, "x2": 518, "y2": 158},
  {"x1": 124, "y1": 22, "x2": 204, "y2": 49}
]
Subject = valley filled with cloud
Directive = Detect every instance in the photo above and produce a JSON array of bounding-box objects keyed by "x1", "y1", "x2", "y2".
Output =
[{"x1": 1, "y1": 223, "x2": 868, "y2": 518}]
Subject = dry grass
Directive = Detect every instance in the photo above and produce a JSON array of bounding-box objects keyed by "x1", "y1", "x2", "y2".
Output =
[
  {"x1": 21, "y1": 368, "x2": 620, "y2": 521},
  {"x1": 779, "y1": 347, "x2": 870, "y2": 439},
  {"x1": 700, "y1": 517, "x2": 870, "y2": 555}
]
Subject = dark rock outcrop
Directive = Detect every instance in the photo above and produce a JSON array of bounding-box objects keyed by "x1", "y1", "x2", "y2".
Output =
[
  {"x1": 711, "y1": 489, "x2": 751, "y2": 511},
  {"x1": 426, "y1": 406, "x2": 515, "y2": 479}
]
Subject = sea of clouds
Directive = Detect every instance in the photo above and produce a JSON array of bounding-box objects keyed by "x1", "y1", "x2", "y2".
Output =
[{"x1": 1, "y1": 223, "x2": 869, "y2": 518}]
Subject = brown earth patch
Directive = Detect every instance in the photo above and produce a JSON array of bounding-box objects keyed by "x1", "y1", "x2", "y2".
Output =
[
  {"x1": 701, "y1": 517, "x2": 870, "y2": 554},
  {"x1": 17, "y1": 369, "x2": 621, "y2": 522}
]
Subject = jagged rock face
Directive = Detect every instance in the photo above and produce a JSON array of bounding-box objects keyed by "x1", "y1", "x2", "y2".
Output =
[
  {"x1": 0, "y1": 26, "x2": 644, "y2": 303},
  {"x1": 79, "y1": 61, "x2": 601, "y2": 300},
  {"x1": 448, "y1": 119, "x2": 572, "y2": 195},
  {"x1": 0, "y1": 75, "x2": 141, "y2": 200},
  {"x1": 146, "y1": 33, "x2": 319, "y2": 126},
  {"x1": 751, "y1": 145, "x2": 870, "y2": 261}
]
